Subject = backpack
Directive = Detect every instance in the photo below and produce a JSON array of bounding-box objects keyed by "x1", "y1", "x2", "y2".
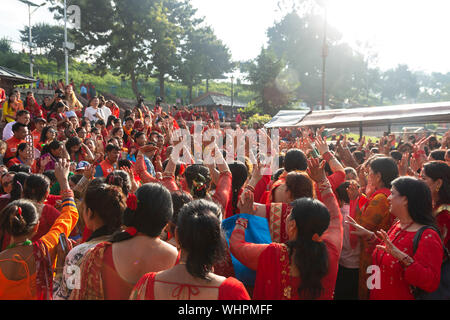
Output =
[{"x1": 411, "y1": 225, "x2": 450, "y2": 300}]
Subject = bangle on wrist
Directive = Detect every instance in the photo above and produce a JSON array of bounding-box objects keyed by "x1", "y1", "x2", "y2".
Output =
[
  {"x1": 323, "y1": 151, "x2": 333, "y2": 162},
  {"x1": 245, "y1": 185, "x2": 255, "y2": 193},
  {"x1": 236, "y1": 219, "x2": 248, "y2": 229}
]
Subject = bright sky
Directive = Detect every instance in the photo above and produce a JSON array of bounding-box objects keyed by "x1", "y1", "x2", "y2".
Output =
[{"x1": 2, "y1": 0, "x2": 450, "y2": 74}]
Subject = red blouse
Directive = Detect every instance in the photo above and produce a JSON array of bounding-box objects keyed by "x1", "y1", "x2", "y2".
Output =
[
  {"x1": 230, "y1": 178, "x2": 343, "y2": 300},
  {"x1": 435, "y1": 204, "x2": 450, "y2": 252},
  {"x1": 370, "y1": 221, "x2": 443, "y2": 300},
  {"x1": 130, "y1": 272, "x2": 250, "y2": 300}
]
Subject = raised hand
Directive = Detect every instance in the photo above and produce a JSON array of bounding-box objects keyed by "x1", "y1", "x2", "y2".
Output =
[
  {"x1": 345, "y1": 215, "x2": 374, "y2": 239},
  {"x1": 346, "y1": 180, "x2": 361, "y2": 201},
  {"x1": 398, "y1": 152, "x2": 410, "y2": 176},
  {"x1": 55, "y1": 159, "x2": 71, "y2": 190},
  {"x1": 314, "y1": 134, "x2": 329, "y2": 156},
  {"x1": 306, "y1": 157, "x2": 327, "y2": 183},
  {"x1": 237, "y1": 189, "x2": 254, "y2": 215},
  {"x1": 375, "y1": 229, "x2": 402, "y2": 258}
]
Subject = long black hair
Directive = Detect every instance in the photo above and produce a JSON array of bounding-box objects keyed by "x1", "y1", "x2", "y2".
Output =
[
  {"x1": 111, "y1": 183, "x2": 173, "y2": 242},
  {"x1": 287, "y1": 197, "x2": 330, "y2": 299},
  {"x1": 391, "y1": 176, "x2": 437, "y2": 228},
  {"x1": 176, "y1": 199, "x2": 227, "y2": 280},
  {"x1": 423, "y1": 161, "x2": 450, "y2": 208},
  {"x1": 228, "y1": 162, "x2": 248, "y2": 215}
]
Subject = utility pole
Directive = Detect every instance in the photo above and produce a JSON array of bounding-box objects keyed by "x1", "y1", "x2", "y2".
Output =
[
  {"x1": 231, "y1": 75, "x2": 234, "y2": 108},
  {"x1": 64, "y1": 0, "x2": 69, "y2": 86},
  {"x1": 321, "y1": 5, "x2": 328, "y2": 111},
  {"x1": 18, "y1": 0, "x2": 45, "y2": 78}
]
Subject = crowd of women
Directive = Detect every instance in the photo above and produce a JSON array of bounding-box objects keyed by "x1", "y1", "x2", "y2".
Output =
[{"x1": 0, "y1": 84, "x2": 449, "y2": 300}]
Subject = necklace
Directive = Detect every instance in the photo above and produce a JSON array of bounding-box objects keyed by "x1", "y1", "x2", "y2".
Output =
[{"x1": 6, "y1": 240, "x2": 32, "y2": 250}]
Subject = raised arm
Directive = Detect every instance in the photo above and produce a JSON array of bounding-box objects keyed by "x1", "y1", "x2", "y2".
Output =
[
  {"x1": 40, "y1": 160, "x2": 79, "y2": 263},
  {"x1": 211, "y1": 144, "x2": 232, "y2": 211},
  {"x1": 229, "y1": 218, "x2": 269, "y2": 271},
  {"x1": 307, "y1": 158, "x2": 343, "y2": 249},
  {"x1": 135, "y1": 150, "x2": 160, "y2": 184}
]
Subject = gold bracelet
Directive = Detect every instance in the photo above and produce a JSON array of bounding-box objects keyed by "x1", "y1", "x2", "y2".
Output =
[{"x1": 401, "y1": 254, "x2": 414, "y2": 267}]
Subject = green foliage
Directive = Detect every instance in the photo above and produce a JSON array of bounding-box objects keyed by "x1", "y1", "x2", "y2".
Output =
[
  {"x1": 237, "y1": 100, "x2": 262, "y2": 115},
  {"x1": 176, "y1": 26, "x2": 233, "y2": 103},
  {"x1": 19, "y1": 23, "x2": 68, "y2": 71},
  {"x1": 241, "y1": 113, "x2": 273, "y2": 127},
  {"x1": 245, "y1": 47, "x2": 297, "y2": 115}
]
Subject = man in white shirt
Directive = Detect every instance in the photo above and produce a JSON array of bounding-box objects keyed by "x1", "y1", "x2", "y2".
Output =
[
  {"x1": 84, "y1": 97, "x2": 105, "y2": 123},
  {"x1": 2, "y1": 110, "x2": 31, "y2": 141}
]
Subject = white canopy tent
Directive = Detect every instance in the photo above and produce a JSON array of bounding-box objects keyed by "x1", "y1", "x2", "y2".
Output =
[
  {"x1": 265, "y1": 102, "x2": 450, "y2": 138},
  {"x1": 264, "y1": 109, "x2": 311, "y2": 128}
]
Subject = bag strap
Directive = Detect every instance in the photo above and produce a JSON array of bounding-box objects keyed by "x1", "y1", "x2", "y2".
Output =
[{"x1": 413, "y1": 225, "x2": 449, "y2": 259}]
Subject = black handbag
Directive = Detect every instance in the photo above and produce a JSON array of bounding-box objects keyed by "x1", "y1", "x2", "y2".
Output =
[{"x1": 411, "y1": 226, "x2": 450, "y2": 300}]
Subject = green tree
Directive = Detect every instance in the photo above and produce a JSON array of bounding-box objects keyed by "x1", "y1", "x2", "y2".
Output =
[
  {"x1": 380, "y1": 64, "x2": 419, "y2": 105},
  {"x1": 245, "y1": 47, "x2": 296, "y2": 115},
  {"x1": 49, "y1": 0, "x2": 154, "y2": 99},
  {"x1": 176, "y1": 26, "x2": 232, "y2": 103},
  {"x1": 20, "y1": 23, "x2": 67, "y2": 71},
  {"x1": 148, "y1": 0, "x2": 200, "y2": 100}
]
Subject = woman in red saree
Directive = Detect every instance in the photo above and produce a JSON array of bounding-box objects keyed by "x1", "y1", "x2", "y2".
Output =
[
  {"x1": 70, "y1": 183, "x2": 178, "y2": 300},
  {"x1": 130, "y1": 199, "x2": 249, "y2": 300},
  {"x1": 248, "y1": 170, "x2": 315, "y2": 244},
  {"x1": 230, "y1": 158, "x2": 343, "y2": 300},
  {"x1": 0, "y1": 159, "x2": 78, "y2": 300},
  {"x1": 349, "y1": 156, "x2": 398, "y2": 300},
  {"x1": 347, "y1": 177, "x2": 443, "y2": 300},
  {"x1": 421, "y1": 161, "x2": 450, "y2": 251}
]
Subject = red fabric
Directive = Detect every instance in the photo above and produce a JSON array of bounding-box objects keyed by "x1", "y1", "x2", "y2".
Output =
[
  {"x1": 33, "y1": 205, "x2": 61, "y2": 241},
  {"x1": 370, "y1": 222, "x2": 443, "y2": 300},
  {"x1": 25, "y1": 98, "x2": 43, "y2": 118},
  {"x1": 254, "y1": 175, "x2": 271, "y2": 204},
  {"x1": 6, "y1": 157, "x2": 21, "y2": 168},
  {"x1": 82, "y1": 227, "x2": 92, "y2": 243},
  {"x1": 435, "y1": 205, "x2": 450, "y2": 252},
  {"x1": 224, "y1": 188, "x2": 243, "y2": 220},
  {"x1": 133, "y1": 273, "x2": 250, "y2": 300},
  {"x1": 44, "y1": 195, "x2": 62, "y2": 207},
  {"x1": 33, "y1": 239, "x2": 53, "y2": 300},
  {"x1": 5, "y1": 136, "x2": 25, "y2": 160},
  {"x1": 212, "y1": 172, "x2": 232, "y2": 212},
  {"x1": 0, "y1": 88, "x2": 6, "y2": 104},
  {"x1": 316, "y1": 171, "x2": 346, "y2": 203},
  {"x1": 265, "y1": 203, "x2": 291, "y2": 244},
  {"x1": 253, "y1": 242, "x2": 340, "y2": 300},
  {"x1": 98, "y1": 160, "x2": 115, "y2": 177},
  {"x1": 31, "y1": 129, "x2": 41, "y2": 148},
  {"x1": 266, "y1": 172, "x2": 287, "y2": 205}
]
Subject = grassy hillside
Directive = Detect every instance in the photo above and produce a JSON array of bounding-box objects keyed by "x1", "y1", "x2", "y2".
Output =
[{"x1": 29, "y1": 57, "x2": 255, "y2": 105}]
